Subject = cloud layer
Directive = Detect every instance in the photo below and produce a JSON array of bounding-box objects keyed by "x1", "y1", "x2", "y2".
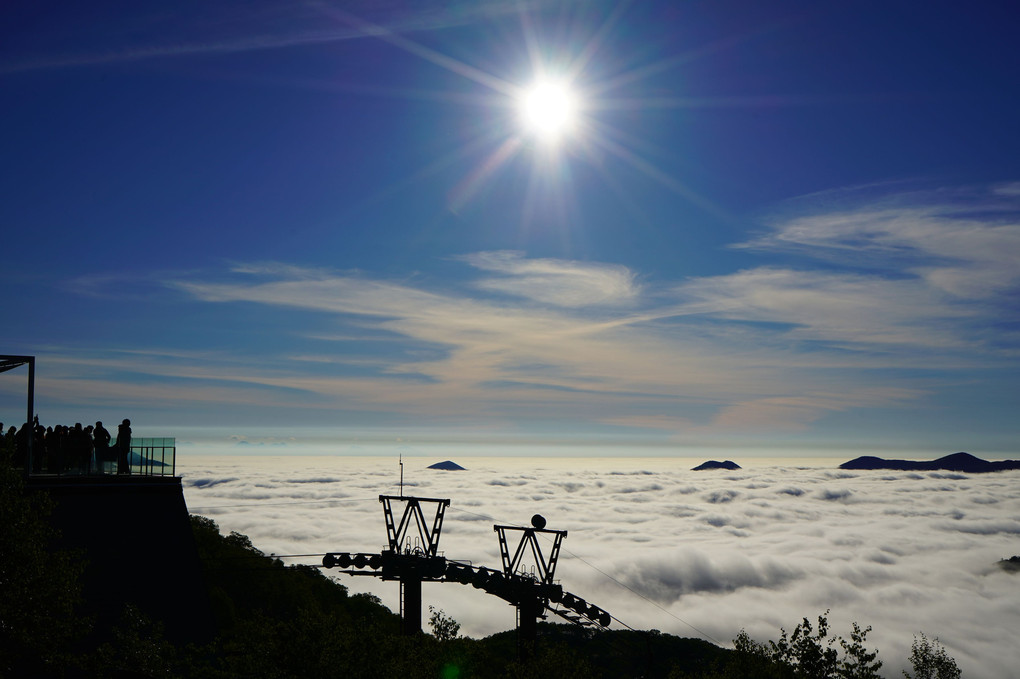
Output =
[{"x1": 181, "y1": 455, "x2": 1020, "y2": 679}]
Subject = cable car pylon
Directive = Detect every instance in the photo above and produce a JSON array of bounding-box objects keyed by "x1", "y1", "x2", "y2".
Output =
[
  {"x1": 322, "y1": 496, "x2": 612, "y2": 658},
  {"x1": 493, "y1": 514, "x2": 565, "y2": 659},
  {"x1": 378, "y1": 493, "x2": 450, "y2": 635}
]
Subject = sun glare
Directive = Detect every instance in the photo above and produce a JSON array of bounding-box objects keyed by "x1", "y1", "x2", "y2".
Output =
[{"x1": 520, "y1": 80, "x2": 578, "y2": 141}]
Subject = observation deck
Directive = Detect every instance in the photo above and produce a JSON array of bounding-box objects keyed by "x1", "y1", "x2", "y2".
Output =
[{"x1": 21, "y1": 436, "x2": 212, "y2": 642}]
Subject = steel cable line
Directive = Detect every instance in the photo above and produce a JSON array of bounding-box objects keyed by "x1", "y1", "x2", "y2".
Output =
[
  {"x1": 187, "y1": 496, "x2": 375, "y2": 511},
  {"x1": 201, "y1": 553, "x2": 330, "y2": 560},
  {"x1": 555, "y1": 544, "x2": 723, "y2": 646}
]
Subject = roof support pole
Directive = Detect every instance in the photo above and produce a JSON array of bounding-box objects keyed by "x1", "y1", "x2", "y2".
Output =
[{"x1": 0, "y1": 355, "x2": 35, "y2": 478}]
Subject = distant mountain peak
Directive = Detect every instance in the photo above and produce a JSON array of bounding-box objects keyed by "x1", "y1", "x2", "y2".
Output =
[
  {"x1": 692, "y1": 460, "x2": 741, "y2": 471},
  {"x1": 933, "y1": 452, "x2": 982, "y2": 464},
  {"x1": 840, "y1": 453, "x2": 1020, "y2": 473},
  {"x1": 427, "y1": 460, "x2": 465, "y2": 471}
]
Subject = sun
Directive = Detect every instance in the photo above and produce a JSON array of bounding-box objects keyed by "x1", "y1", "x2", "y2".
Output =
[{"x1": 520, "y1": 79, "x2": 578, "y2": 142}]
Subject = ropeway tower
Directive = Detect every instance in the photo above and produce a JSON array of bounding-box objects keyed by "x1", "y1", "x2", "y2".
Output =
[{"x1": 322, "y1": 494, "x2": 612, "y2": 659}]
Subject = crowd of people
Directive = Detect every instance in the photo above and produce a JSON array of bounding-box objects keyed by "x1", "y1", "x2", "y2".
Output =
[{"x1": 2, "y1": 416, "x2": 132, "y2": 475}]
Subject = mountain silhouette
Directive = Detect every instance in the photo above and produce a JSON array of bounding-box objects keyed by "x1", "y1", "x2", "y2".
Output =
[
  {"x1": 692, "y1": 460, "x2": 741, "y2": 471},
  {"x1": 840, "y1": 452, "x2": 1020, "y2": 473},
  {"x1": 427, "y1": 460, "x2": 466, "y2": 471}
]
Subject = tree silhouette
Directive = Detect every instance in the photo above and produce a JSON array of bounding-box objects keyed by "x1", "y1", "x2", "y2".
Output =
[
  {"x1": 0, "y1": 461, "x2": 87, "y2": 676},
  {"x1": 903, "y1": 633, "x2": 961, "y2": 679}
]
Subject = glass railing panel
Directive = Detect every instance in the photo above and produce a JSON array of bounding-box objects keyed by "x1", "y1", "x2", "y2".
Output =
[
  {"x1": 22, "y1": 436, "x2": 175, "y2": 477},
  {"x1": 129, "y1": 438, "x2": 176, "y2": 476}
]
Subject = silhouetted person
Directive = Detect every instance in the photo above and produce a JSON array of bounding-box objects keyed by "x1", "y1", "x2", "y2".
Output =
[
  {"x1": 69, "y1": 423, "x2": 90, "y2": 474},
  {"x1": 93, "y1": 421, "x2": 111, "y2": 474},
  {"x1": 84, "y1": 424, "x2": 94, "y2": 473},
  {"x1": 116, "y1": 418, "x2": 132, "y2": 474},
  {"x1": 33, "y1": 422, "x2": 46, "y2": 473},
  {"x1": 0, "y1": 423, "x2": 8, "y2": 466},
  {"x1": 4, "y1": 426, "x2": 14, "y2": 463},
  {"x1": 16, "y1": 423, "x2": 30, "y2": 470},
  {"x1": 44, "y1": 426, "x2": 58, "y2": 473}
]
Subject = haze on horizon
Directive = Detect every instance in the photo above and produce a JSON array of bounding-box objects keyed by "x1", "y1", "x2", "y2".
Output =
[{"x1": 2, "y1": 0, "x2": 1019, "y2": 458}]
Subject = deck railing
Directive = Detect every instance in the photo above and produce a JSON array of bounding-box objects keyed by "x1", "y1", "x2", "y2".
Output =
[
  {"x1": 128, "y1": 437, "x2": 176, "y2": 477},
  {"x1": 22, "y1": 437, "x2": 176, "y2": 478}
]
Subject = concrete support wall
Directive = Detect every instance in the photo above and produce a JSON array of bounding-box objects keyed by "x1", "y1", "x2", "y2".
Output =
[{"x1": 28, "y1": 476, "x2": 214, "y2": 643}]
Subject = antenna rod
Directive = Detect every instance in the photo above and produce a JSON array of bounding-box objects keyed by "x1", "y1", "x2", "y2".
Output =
[{"x1": 399, "y1": 454, "x2": 404, "y2": 497}]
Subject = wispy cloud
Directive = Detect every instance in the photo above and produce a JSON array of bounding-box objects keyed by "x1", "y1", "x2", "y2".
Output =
[
  {"x1": 41, "y1": 184, "x2": 1020, "y2": 437},
  {"x1": 673, "y1": 267, "x2": 976, "y2": 350},
  {"x1": 739, "y1": 187, "x2": 1020, "y2": 301},
  {"x1": 705, "y1": 390, "x2": 919, "y2": 432},
  {"x1": 171, "y1": 259, "x2": 917, "y2": 431},
  {"x1": 460, "y1": 251, "x2": 640, "y2": 307}
]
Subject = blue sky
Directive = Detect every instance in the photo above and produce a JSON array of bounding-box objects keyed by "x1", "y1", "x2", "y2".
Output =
[{"x1": 2, "y1": 0, "x2": 1018, "y2": 456}]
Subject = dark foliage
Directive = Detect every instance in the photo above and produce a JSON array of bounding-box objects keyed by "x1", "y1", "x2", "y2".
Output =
[
  {"x1": 903, "y1": 634, "x2": 961, "y2": 679},
  {"x1": 667, "y1": 613, "x2": 882, "y2": 679},
  {"x1": 189, "y1": 515, "x2": 380, "y2": 633},
  {"x1": 0, "y1": 462, "x2": 88, "y2": 677}
]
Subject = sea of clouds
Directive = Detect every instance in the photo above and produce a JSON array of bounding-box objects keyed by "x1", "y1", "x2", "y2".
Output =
[{"x1": 180, "y1": 455, "x2": 1020, "y2": 679}]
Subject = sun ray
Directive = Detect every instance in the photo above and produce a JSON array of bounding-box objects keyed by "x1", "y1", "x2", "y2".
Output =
[
  {"x1": 214, "y1": 70, "x2": 517, "y2": 108},
  {"x1": 336, "y1": 125, "x2": 515, "y2": 224},
  {"x1": 584, "y1": 117, "x2": 681, "y2": 167},
  {"x1": 447, "y1": 137, "x2": 524, "y2": 214},
  {"x1": 519, "y1": 147, "x2": 546, "y2": 241},
  {"x1": 586, "y1": 130, "x2": 732, "y2": 222},
  {"x1": 587, "y1": 16, "x2": 797, "y2": 97},
  {"x1": 516, "y1": 0, "x2": 545, "y2": 78},
  {"x1": 579, "y1": 143, "x2": 659, "y2": 232},
  {"x1": 564, "y1": 0, "x2": 634, "y2": 83},
  {"x1": 551, "y1": 158, "x2": 581, "y2": 256},
  {"x1": 590, "y1": 93, "x2": 858, "y2": 112},
  {"x1": 319, "y1": 6, "x2": 521, "y2": 97}
]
